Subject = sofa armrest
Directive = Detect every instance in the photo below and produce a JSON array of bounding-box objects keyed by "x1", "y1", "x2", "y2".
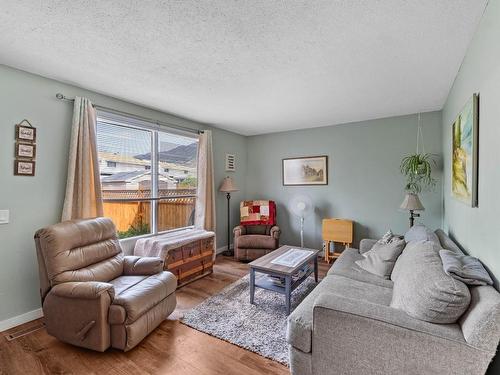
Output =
[
  {"x1": 311, "y1": 293, "x2": 490, "y2": 374},
  {"x1": 359, "y1": 239, "x2": 378, "y2": 254},
  {"x1": 51, "y1": 281, "x2": 115, "y2": 300},
  {"x1": 123, "y1": 256, "x2": 164, "y2": 275},
  {"x1": 233, "y1": 225, "x2": 246, "y2": 237},
  {"x1": 270, "y1": 226, "x2": 281, "y2": 240}
]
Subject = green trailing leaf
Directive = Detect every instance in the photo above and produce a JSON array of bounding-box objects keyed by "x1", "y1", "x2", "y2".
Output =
[{"x1": 400, "y1": 153, "x2": 437, "y2": 194}]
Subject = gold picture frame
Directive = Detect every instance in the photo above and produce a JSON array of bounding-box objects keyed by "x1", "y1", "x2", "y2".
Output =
[{"x1": 282, "y1": 155, "x2": 328, "y2": 186}]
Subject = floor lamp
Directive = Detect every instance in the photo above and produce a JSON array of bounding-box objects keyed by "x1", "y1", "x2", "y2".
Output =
[{"x1": 219, "y1": 176, "x2": 239, "y2": 256}]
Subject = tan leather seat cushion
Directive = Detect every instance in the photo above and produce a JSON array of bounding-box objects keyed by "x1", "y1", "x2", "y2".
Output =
[
  {"x1": 109, "y1": 275, "x2": 148, "y2": 295},
  {"x1": 110, "y1": 272, "x2": 177, "y2": 324},
  {"x1": 237, "y1": 235, "x2": 276, "y2": 249}
]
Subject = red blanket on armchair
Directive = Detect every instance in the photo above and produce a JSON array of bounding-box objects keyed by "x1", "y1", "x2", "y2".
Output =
[{"x1": 239, "y1": 200, "x2": 276, "y2": 226}]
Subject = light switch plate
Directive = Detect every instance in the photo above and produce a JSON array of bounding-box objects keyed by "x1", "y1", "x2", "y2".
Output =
[{"x1": 0, "y1": 210, "x2": 10, "y2": 224}]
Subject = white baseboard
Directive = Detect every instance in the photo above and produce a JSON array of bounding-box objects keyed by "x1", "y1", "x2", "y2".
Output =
[{"x1": 0, "y1": 308, "x2": 44, "y2": 333}]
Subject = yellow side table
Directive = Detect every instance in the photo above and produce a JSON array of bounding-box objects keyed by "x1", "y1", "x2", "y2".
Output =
[{"x1": 322, "y1": 218, "x2": 354, "y2": 263}]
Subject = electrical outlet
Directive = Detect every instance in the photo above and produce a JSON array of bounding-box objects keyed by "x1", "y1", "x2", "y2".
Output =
[{"x1": 0, "y1": 210, "x2": 10, "y2": 224}]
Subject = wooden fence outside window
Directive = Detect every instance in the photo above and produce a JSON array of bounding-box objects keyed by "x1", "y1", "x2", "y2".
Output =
[{"x1": 102, "y1": 188, "x2": 196, "y2": 234}]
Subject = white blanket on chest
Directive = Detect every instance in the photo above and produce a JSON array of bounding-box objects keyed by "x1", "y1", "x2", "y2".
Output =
[{"x1": 134, "y1": 229, "x2": 215, "y2": 258}]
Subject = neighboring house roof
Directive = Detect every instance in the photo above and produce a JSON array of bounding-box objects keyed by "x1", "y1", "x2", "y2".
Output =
[
  {"x1": 102, "y1": 171, "x2": 178, "y2": 184},
  {"x1": 99, "y1": 151, "x2": 196, "y2": 173},
  {"x1": 102, "y1": 171, "x2": 145, "y2": 183}
]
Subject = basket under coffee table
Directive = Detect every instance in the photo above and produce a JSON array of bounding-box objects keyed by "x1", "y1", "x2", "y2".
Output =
[{"x1": 248, "y1": 245, "x2": 320, "y2": 315}]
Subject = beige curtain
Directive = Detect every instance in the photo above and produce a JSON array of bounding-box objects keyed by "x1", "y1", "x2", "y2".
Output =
[
  {"x1": 194, "y1": 130, "x2": 216, "y2": 232},
  {"x1": 61, "y1": 97, "x2": 103, "y2": 221}
]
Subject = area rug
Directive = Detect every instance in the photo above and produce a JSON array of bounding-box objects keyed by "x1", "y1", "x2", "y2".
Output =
[{"x1": 180, "y1": 274, "x2": 317, "y2": 365}]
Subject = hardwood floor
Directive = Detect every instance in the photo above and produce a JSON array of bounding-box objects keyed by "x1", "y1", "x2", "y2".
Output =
[{"x1": 0, "y1": 255, "x2": 332, "y2": 375}]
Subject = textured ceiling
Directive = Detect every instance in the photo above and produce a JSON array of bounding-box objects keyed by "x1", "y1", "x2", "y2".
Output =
[{"x1": 0, "y1": 1, "x2": 487, "y2": 135}]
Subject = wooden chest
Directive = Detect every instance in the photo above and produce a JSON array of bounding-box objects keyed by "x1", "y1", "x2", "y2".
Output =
[
  {"x1": 165, "y1": 236, "x2": 214, "y2": 287},
  {"x1": 133, "y1": 229, "x2": 215, "y2": 288}
]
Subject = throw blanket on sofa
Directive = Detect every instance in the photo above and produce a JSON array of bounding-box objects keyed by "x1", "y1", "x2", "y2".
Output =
[
  {"x1": 240, "y1": 200, "x2": 276, "y2": 226},
  {"x1": 439, "y1": 249, "x2": 494, "y2": 286}
]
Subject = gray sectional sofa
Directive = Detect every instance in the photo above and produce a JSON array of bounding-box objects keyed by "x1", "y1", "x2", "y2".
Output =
[{"x1": 287, "y1": 229, "x2": 500, "y2": 375}]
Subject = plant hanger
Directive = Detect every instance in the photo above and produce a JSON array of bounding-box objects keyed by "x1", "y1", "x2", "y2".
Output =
[
  {"x1": 416, "y1": 113, "x2": 425, "y2": 155},
  {"x1": 399, "y1": 112, "x2": 436, "y2": 194}
]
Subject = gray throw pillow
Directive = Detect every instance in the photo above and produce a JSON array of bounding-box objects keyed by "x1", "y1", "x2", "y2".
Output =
[
  {"x1": 440, "y1": 249, "x2": 493, "y2": 286},
  {"x1": 355, "y1": 237, "x2": 406, "y2": 279},
  {"x1": 390, "y1": 240, "x2": 471, "y2": 324},
  {"x1": 404, "y1": 224, "x2": 440, "y2": 246}
]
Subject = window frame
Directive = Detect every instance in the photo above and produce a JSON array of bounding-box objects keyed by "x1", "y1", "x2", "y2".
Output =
[{"x1": 96, "y1": 110, "x2": 198, "y2": 238}]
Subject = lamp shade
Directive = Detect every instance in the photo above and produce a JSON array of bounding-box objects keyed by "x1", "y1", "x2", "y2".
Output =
[
  {"x1": 400, "y1": 193, "x2": 425, "y2": 211},
  {"x1": 219, "y1": 176, "x2": 239, "y2": 192}
]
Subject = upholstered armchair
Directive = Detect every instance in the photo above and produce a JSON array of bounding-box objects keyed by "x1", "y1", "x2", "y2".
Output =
[
  {"x1": 34, "y1": 217, "x2": 177, "y2": 352},
  {"x1": 233, "y1": 200, "x2": 280, "y2": 261},
  {"x1": 234, "y1": 225, "x2": 281, "y2": 261}
]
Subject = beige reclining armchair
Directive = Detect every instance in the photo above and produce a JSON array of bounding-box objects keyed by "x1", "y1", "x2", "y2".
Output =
[{"x1": 34, "y1": 217, "x2": 177, "y2": 352}]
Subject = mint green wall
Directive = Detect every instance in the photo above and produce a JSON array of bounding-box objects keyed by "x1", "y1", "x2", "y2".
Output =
[
  {"x1": 442, "y1": 0, "x2": 500, "y2": 288},
  {"x1": 0, "y1": 65, "x2": 247, "y2": 322},
  {"x1": 441, "y1": 3, "x2": 500, "y2": 371},
  {"x1": 245, "y1": 112, "x2": 443, "y2": 249}
]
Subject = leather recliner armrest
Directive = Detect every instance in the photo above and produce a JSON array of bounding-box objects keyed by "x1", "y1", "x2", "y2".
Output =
[
  {"x1": 270, "y1": 226, "x2": 281, "y2": 240},
  {"x1": 123, "y1": 256, "x2": 164, "y2": 276},
  {"x1": 44, "y1": 281, "x2": 114, "y2": 351},
  {"x1": 50, "y1": 281, "x2": 115, "y2": 300}
]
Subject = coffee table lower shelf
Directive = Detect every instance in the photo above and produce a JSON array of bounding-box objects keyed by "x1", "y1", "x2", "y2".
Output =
[
  {"x1": 253, "y1": 268, "x2": 315, "y2": 294},
  {"x1": 249, "y1": 247, "x2": 319, "y2": 315}
]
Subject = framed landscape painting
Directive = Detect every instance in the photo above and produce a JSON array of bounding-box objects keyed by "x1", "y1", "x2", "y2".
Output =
[
  {"x1": 452, "y1": 94, "x2": 479, "y2": 207},
  {"x1": 282, "y1": 155, "x2": 328, "y2": 186}
]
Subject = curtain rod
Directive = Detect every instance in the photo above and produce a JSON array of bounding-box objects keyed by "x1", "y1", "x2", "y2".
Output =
[{"x1": 55, "y1": 93, "x2": 203, "y2": 135}]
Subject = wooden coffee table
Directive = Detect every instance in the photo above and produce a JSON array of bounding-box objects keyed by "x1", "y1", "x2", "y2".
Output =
[{"x1": 248, "y1": 245, "x2": 319, "y2": 315}]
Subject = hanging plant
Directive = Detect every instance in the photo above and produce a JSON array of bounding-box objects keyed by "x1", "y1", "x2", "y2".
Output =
[
  {"x1": 400, "y1": 113, "x2": 437, "y2": 194},
  {"x1": 400, "y1": 153, "x2": 436, "y2": 193}
]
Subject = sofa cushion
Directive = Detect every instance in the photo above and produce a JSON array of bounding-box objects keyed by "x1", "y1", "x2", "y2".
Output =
[
  {"x1": 390, "y1": 240, "x2": 471, "y2": 324},
  {"x1": 435, "y1": 229, "x2": 464, "y2": 255},
  {"x1": 355, "y1": 237, "x2": 406, "y2": 279},
  {"x1": 404, "y1": 224, "x2": 440, "y2": 245},
  {"x1": 391, "y1": 232, "x2": 441, "y2": 283},
  {"x1": 237, "y1": 234, "x2": 276, "y2": 249},
  {"x1": 111, "y1": 271, "x2": 177, "y2": 323},
  {"x1": 327, "y1": 248, "x2": 394, "y2": 288},
  {"x1": 287, "y1": 274, "x2": 393, "y2": 353}
]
